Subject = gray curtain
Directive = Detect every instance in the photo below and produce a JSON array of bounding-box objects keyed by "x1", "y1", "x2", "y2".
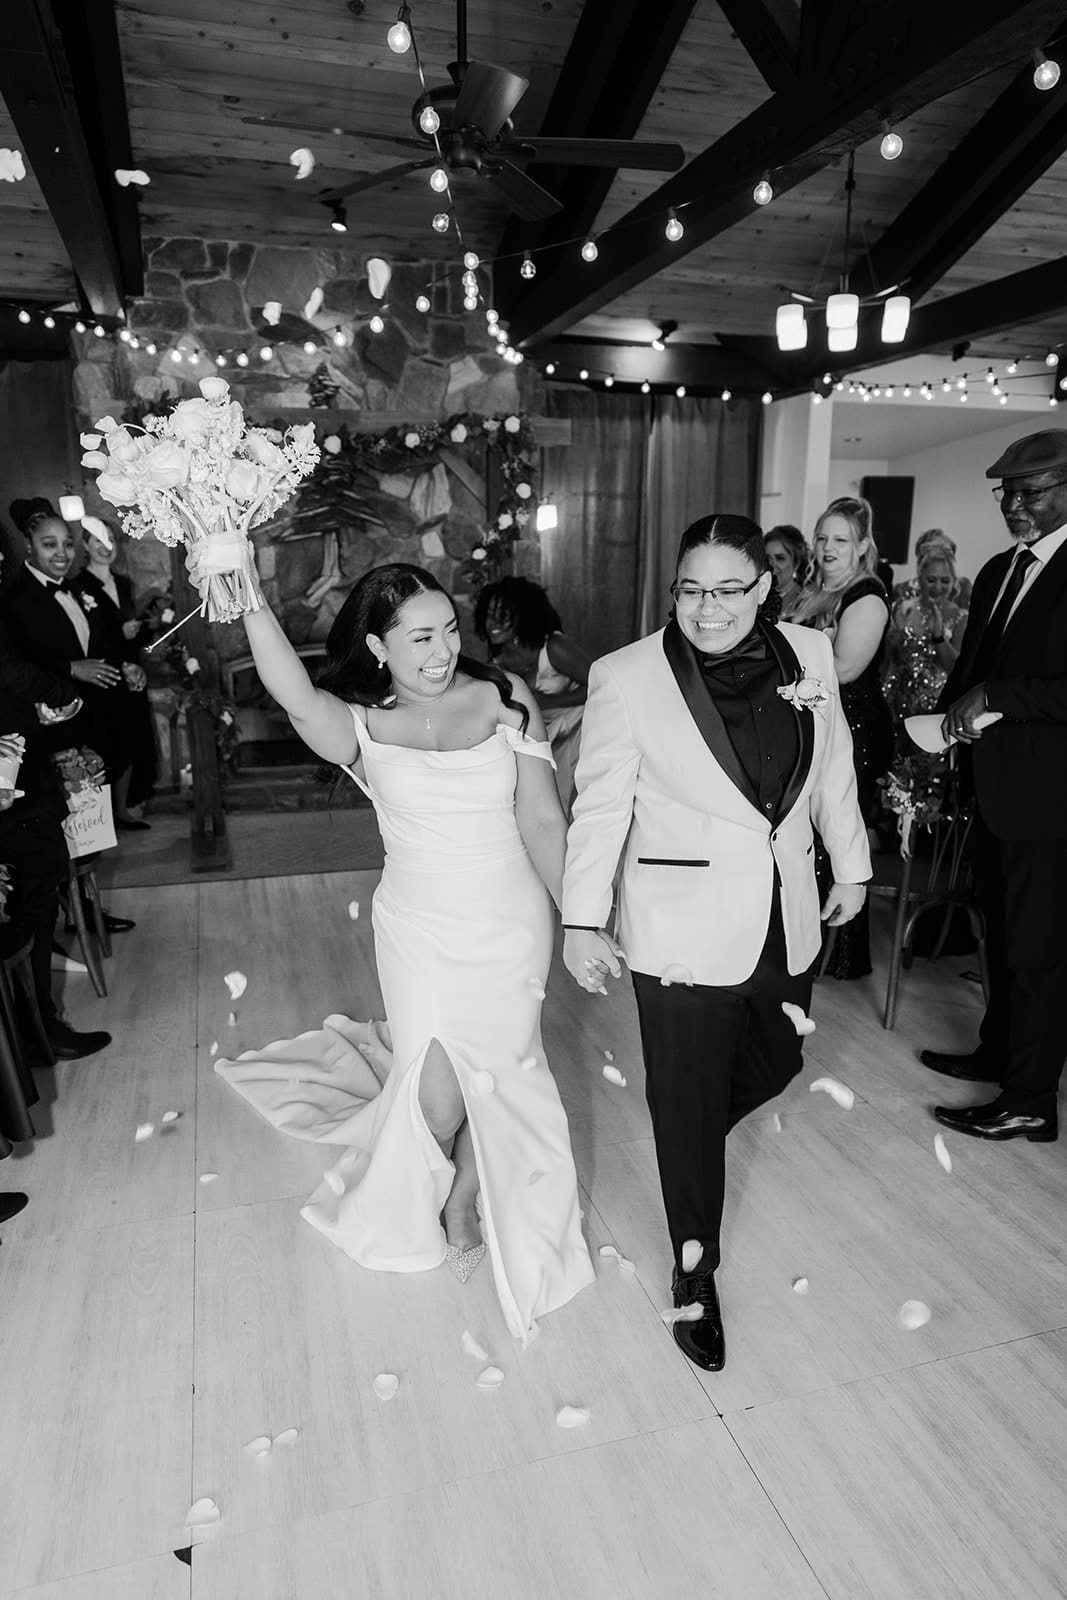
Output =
[
  {"x1": 0, "y1": 359, "x2": 81, "y2": 572},
  {"x1": 637, "y1": 394, "x2": 761, "y2": 638},
  {"x1": 541, "y1": 386, "x2": 650, "y2": 661}
]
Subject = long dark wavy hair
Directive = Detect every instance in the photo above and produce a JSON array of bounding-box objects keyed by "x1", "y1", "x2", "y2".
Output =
[
  {"x1": 473, "y1": 575, "x2": 563, "y2": 651},
  {"x1": 675, "y1": 513, "x2": 782, "y2": 624},
  {"x1": 318, "y1": 563, "x2": 529, "y2": 731}
]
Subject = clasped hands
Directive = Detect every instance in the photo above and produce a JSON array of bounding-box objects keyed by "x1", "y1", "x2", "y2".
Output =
[{"x1": 563, "y1": 928, "x2": 625, "y2": 994}]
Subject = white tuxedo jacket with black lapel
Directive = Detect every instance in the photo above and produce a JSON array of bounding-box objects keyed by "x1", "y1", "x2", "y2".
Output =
[{"x1": 562, "y1": 619, "x2": 871, "y2": 986}]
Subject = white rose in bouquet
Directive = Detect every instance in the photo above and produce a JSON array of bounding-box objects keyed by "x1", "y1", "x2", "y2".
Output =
[
  {"x1": 96, "y1": 469, "x2": 139, "y2": 505},
  {"x1": 244, "y1": 431, "x2": 287, "y2": 470},
  {"x1": 225, "y1": 460, "x2": 263, "y2": 502},
  {"x1": 199, "y1": 376, "x2": 230, "y2": 401},
  {"x1": 142, "y1": 440, "x2": 189, "y2": 491},
  {"x1": 169, "y1": 398, "x2": 215, "y2": 440}
]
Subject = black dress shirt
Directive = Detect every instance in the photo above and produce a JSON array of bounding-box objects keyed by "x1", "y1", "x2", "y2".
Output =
[{"x1": 693, "y1": 627, "x2": 799, "y2": 820}]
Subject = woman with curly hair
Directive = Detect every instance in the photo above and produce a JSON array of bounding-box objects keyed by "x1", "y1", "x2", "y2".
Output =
[{"x1": 474, "y1": 576, "x2": 593, "y2": 810}]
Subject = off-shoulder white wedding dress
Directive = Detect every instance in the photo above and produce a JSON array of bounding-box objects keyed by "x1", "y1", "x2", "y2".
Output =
[{"x1": 216, "y1": 710, "x2": 593, "y2": 1343}]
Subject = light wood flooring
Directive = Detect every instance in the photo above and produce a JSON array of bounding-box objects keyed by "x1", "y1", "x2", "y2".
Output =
[{"x1": 1, "y1": 867, "x2": 1065, "y2": 1599}]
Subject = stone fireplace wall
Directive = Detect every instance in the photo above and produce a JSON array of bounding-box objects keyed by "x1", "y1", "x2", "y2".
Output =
[{"x1": 69, "y1": 239, "x2": 544, "y2": 666}]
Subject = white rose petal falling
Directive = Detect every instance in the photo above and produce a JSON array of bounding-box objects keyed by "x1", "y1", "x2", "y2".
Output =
[
  {"x1": 273, "y1": 1427, "x2": 300, "y2": 1445},
  {"x1": 681, "y1": 1239, "x2": 703, "y2": 1272},
  {"x1": 809, "y1": 1076, "x2": 855, "y2": 1110},
  {"x1": 134, "y1": 1122, "x2": 154, "y2": 1142},
  {"x1": 161, "y1": 1110, "x2": 181, "y2": 1124},
  {"x1": 897, "y1": 1299, "x2": 932, "y2": 1331},
  {"x1": 519, "y1": 1054, "x2": 536, "y2": 1070},
  {"x1": 934, "y1": 1132, "x2": 952, "y2": 1173},
  {"x1": 373, "y1": 1373, "x2": 399, "y2": 1400},
  {"x1": 262, "y1": 301, "x2": 282, "y2": 326},
  {"x1": 199, "y1": 1172, "x2": 219, "y2": 1184},
  {"x1": 661, "y1": 1304, "x2": 703, "y2": 1324},
  {"x1": 598, "y1": 1244, "x2": 620, "y2": 1260},
  {"x1": 224, "y1": 971, "x2": 247, "y2": 1000},
  {"x1": 660, "y1": 964, "x2": 694, "y2": 988},
  {"x1": 289, "y1": 147, "x2": 316, "y2": 180},
  {"x1": 475, "y1": 1366, "x2": 505, "y2": 1389},
  {"x1": 0, "y1": 149, "x2": 27, "y2": 182},
  {"x1": 82, "y1": 377, "x2": 319, "y2": 629},
  {"x1": 114, "y1": 168, "x2": 150, "y2": 186},
  {"x1": 303, "y1": 286, "x2": 324, "y2": 320},
  {"x1": 244, "y1": 1435, "x2": 273, "y2": 1458},
  {"x1": 461, "y1": 1330, "x2": 489, "y2": 1361},
  {"x1": 792, "y1": 1277, "x2": 810, "y2": 1294},
  {"x1": 555, "y1": 1405, "x2": 591, "y2": 1429},
  {"x1": 601, "y1": 1063, "x2": 627, "y2": 1088},
  {"x1": 347, "y1": 900, "x2": 360, "y2": 920},
  {"x1": 782, "y1": 1001, "x2": 816, "y2": 1035}
]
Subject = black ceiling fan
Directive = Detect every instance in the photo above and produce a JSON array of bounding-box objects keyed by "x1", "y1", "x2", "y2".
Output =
[{"x1": 242, "y1": 0, "x2": 685, "y2": 222}]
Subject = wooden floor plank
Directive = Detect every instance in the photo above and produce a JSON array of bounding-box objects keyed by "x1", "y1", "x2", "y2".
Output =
[
  {"x1": 0, "y1": 1554, "x2": 189, "y2": 1600},
  {"x1": 727, "y1": 1331, "x2": 1067, "y2": 1600},
  {"x1": 190, "y1": 1419, "x2": 827, "y2": 1600},
  {"x1": 0, "y1": 1217, "x2": 194, "y2": 1591}
]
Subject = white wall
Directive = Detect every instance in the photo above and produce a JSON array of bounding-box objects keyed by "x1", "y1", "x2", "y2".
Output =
[
  {"x1": 826, "y1": 457, "x2": 889, "y2": 506},
  {"x1": 890, "y1": 419, "x2": 1028, "y2": 580}
]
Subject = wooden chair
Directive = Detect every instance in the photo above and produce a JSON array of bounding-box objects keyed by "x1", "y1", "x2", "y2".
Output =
[
  {"x1": 881, "y1": 802, "x2": 987, "y2": 1030},
  {"x1": 61, "y1": 857, "x2": 110, "y2": 998},
  {"x1": 0, "y1": 936, "x2": 56, "y2": 1067}
]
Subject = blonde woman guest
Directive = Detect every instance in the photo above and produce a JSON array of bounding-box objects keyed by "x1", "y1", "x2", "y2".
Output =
[
  {"x1": 893, "y1": 530, "x2": 973, "y2": 611},
  {"x1": 764, "y1": 525, "x2": 809, "y2": 618},
  {"x1": 884, "y1": 546, "x2": 968, "y2": 722},
  {"x1": 794, "y1": 496, "x2": 892, "y2": 978}
]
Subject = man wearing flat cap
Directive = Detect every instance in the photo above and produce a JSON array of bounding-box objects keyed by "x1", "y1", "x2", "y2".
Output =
[{"x1": 921, "y1": 430, "x2": 1067, "y2": 1144}]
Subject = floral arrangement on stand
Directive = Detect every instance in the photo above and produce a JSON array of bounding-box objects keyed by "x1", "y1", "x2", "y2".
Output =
[
  {"x1": 881, "y1": 754, "x2": 949, "y2": 857},
  {"x1": 80, "y1": 377, "x2": 320, "y2": 626},
  {"x1": 317, "y1": 410, "x2": 536, "y2": 576},
  {"x1": 142, "y1": 613, "x2": 240, "y2": 773},
  {"x1": 52, "y1": 747, "x2": 108, "y2": 803}
]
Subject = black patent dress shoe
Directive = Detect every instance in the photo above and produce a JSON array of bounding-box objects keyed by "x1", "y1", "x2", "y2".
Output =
[
  {"x1": 45, "y1": 1021, "x2": 112, "y2": 1061},
  {"x1": 670, "y1": 1268, "x2": 726, "y2": 1372},
  {"x1": 0, "y1": 1192, "x2": 28, "y2": 1225},
  {"x1": 933, "y1": 1102, "x2": 1058, "y2": 1142},
  {"x1": 919, "y1": 1049, "x2": 1001, "y2": 1084},
  {"x1": 65, "y1": 912, "x2": 136, "y2": 935}
]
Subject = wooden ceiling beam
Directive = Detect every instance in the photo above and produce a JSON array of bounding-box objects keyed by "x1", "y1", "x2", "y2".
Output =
[
  {"x1": 492, "y1": 0, "x2": 699, "y2": 319},
  {"x1": 850, "y1": 29, "x2": 1067, "y2": 303},
  {"x1": 506, "y1": 0, "x2": 1065, "y2": 346},
  {"x1": 528, "y1": 335, "x2": 782, "y2": 392},
  {"x1": 0, "y1": 0, "x2": 137, "y2": 316},
  {"x1": 717, "y1": 0, "x2": 802, "y2": 94}
]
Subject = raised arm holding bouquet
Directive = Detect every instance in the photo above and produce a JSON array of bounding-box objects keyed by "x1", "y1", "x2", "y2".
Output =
[{"x1": 81, "y1": 377, "x2": 320, "y2": 632}]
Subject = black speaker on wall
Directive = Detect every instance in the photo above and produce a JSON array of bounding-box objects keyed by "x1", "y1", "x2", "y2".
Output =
[{"x1": 860, "y1": 475, "x2": 914, "y2": 566}]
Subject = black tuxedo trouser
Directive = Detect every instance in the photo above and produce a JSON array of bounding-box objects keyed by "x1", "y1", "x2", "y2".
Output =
[
  {"x1": 631, "y1": 895, "x2": 813, "y2": 1273},
  {"x1": 970, "y1": 817, "x2": 1067, "y2": 1112}
]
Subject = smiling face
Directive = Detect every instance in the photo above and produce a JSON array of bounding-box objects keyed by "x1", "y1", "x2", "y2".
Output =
[
  {"x1": 765, "y1": 538, "x2": 798, "y2": 590},
  {"x1": 813, "y1": 513, "x2": 865, "y2": 588},
  {"x1": 997, "y1": 472, "x2": 1067, "y2": 545},
  {"x1": 85, "y1": 530, "x2": 114, "y2": 566},
  {"x1": 918, "y1": 557, "x2": 953, "y2": 605},
  {"x1": 26, "y1": 517, "x2": 76, "y2": 581},
  {"x1": 370, "y1": 588, "x2": 461, "y2": 700},
  {"x1": 673, "y1": 542, "x2": 772, "y2": 656},
  {"x1": 484, "y1": 596, "x2": 516, "y2": 649}
]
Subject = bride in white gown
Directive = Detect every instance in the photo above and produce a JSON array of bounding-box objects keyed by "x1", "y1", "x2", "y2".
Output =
[{"x1": 213, "y1": 562, "x2": 594, "y2": 1343}]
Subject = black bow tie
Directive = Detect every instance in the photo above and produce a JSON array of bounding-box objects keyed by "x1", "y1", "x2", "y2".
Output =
[{"x1": 697, "y1": 628, "x2": 767, "y2": 673}]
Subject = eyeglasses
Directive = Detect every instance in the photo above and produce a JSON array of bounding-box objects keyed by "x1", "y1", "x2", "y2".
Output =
[
  {"x1": 991, "y1": 477, "x2": 1067, "y2": 506},
  {"x1": 670, "y1": 577, "x2": 762, "y2": 607}
]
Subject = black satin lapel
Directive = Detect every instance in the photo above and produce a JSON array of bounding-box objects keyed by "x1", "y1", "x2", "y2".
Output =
[
  {"x1": 661, "y1": 618, "x2": 759, "y2": 807},
  {"x1": 761, "y1": 621, "x2": 813, "y2": 819}
]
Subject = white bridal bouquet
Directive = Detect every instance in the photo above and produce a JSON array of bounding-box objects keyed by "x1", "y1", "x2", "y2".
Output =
[{"x1": 80, "y1": 377, "x2": 319, "y2": 624}]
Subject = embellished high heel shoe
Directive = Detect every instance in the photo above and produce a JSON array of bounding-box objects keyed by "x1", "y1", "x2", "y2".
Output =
[{"x1": 444, "y1": 1241, "x2": 486, "y2": 1283}]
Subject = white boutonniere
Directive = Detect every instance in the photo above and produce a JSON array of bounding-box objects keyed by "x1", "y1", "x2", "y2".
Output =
[
  {"x1": 79, "y1": 593, "x2": 97, "y2": 613},
  {"x1": 778, "y1": 675, "x2": 830, "y2": 713}
]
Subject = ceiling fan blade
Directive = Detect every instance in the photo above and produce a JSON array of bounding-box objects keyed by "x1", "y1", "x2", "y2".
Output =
[
  {"x1": 320, "y1": 161, "x2": 433, "y2": 204},
  {"x1": 486, "y1": 160, "x2": 562, "y2": 222},
  {"x1": 452, "y1": 61, "x2": 529, "y2": 140},
  {"x1": 505, "y1": 137, "x2": 685, "y2": 172},
  {"x1": 241, "y1": 115, "x2": 426, "y2": 153}
]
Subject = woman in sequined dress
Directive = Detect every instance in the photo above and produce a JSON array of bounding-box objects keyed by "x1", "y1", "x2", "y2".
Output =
[
  {"x1": 794, "y1": 497, "x2": 892, "y2": 978},
  {"x1": 884, "y1": 547, "x2": 967, "y2": 722}
]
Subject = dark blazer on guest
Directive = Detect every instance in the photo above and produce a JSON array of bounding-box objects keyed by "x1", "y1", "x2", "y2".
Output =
[
  {"x1": 940, "y1": 538, "x2": 1067, "y2": 840},
  {"x1": 69, "y1": 568, "x2": 141, "y2": 666}
]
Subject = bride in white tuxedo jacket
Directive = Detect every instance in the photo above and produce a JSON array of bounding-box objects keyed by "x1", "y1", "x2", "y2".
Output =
[{"x1": 562, "y1": 513, "x2": 870, "y2": 1372}]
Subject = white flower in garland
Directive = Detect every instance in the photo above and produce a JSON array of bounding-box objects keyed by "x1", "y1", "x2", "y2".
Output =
[
  {"x1": 497, "y1": 511, "x2": 514, "y2": 530},
  {"x1": 185, "y1": 657, "x2": 201, "y2": 675},
  {"x1": 484, "y1": 418, "x2": 500, "y2": 434},
  {"x1": 404, "y1": 431, "x2": 421, "y2": 448},
  {"x1": 323, "y1": 435, "x2": 342, "y2": 455},
  {"x1": 515, "y1": 482, "x2": 532, "y2": 499},
  {"x1": 504, "y1": 415, "x2": 521, "y2": 434},
  {"x1": 450, "y1": 423, "x2": 468, "y2": 443}
]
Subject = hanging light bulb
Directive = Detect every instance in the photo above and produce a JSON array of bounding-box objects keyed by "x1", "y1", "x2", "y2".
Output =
[
  {"x1": 236, "y1": 351, "x2": 249, "y2": 367},
  {"x1": 17, "y1": 308, "x2": 31, "y2": 324},
  {"x1": 812, "y1": 390, "x2": 823, "y2": 405},
  {"x1": 826, "y1": 292, "x2": 859, "y2": 330},
  {"x1": 333, "y1": 328, "x2": 348, "y2": 346},
  {"x1": 604, "y1": 375, "x2": 615, "y2": 387},
  {"x1": 520, "y1": 252, "x2": 536, "y2": 280},
  {"x1": 651, "y1": 335, "x2": 665, "y2": 353},
  {"x1": 486, "y1": 308, "x2": 499, "y2": 324},
  {"x1": 999, "y1": 393, "x2": 1009, "y2": 404},
  {"x1": 303, "y1": 339, "x2": 317, "y2": 354},
  {"x1": 675, "y1": 385, "x2": 686, "y2": 398},
  {"x1": 368, "y1": 315, "x2": 385, "y2": 334},
  {"x1": 880, "y1": 293, "x2": 910, "y2": 343},
  {"x1": 188, "y1": 350, "x2": 201, "y2": 365},
  {"x1": 129, "y1": 337, "x2": 140, "y2": 349},
  {"x1": 463, "y1": 251, "x2": 480, "y2": 271},
  {"x1": 665, "y1": 208, "x2": 684, "y2": 242},
  {"x1": 74, "y1": 319, "x2": 87, "y2": 334},
  {"x1": 535, "y1": 499, "x2": 558, "y2": 533},
  {"x1": 1007, "y1": 359, "x2": 1018, "y2": 374},
  {"x1": 93, "y1": 324, "x2": 105, "y2": 337},
  {"x1": 545, "y1": 362, "x2": 556, "y2": 375},
  {"x1": 885, "y1": 385, "x2": 895, "y2": 397},
  {"x1": 956, "y1": 376, "x2": 967, "y2": 390},
  {"x1": 960, "y1": 390, "x2": 968, "y2": 402},
  {"x1": 462, "y1": 270, "x2": 478, "y2": 292},
  {"x1": 330, "y1": 203, "x2": 348, "y2": 234},
  {"x1": 880, "y1": 124, "x2": 904, "y2": 161},
  {"x1": 761, "y1": 390, "x2": 773, "y2": 405},
  {"x1": 432, "y1": 211, "x2": 450, "y2": 233},
  {"x1": 118, "y1": 328, "x2": 131, "y2": 342},
  {"x1": 170, "y1": 349, "x2": 182, "y2": 364},
  {"x1": 1033, "y1": 49, "x2": 1061, "y2": 91},
  {"x1": 580, "y1": 237, "x2": 599, "y2": 263},
  {"x1": 753, "y1": 175, "x2": 773, "y2": 206},
  {"x1": 827, "y1": 325, "x2": 858, "y2": 353},
  {"x1": 419, "y1": 105, "x2": 441, "y2": 135},
  {"x1": 942, "y1": 379, "x2": 952, "y2": 393},
  {"x1": 872, "y1": 386, "x2": 882, "y2": 398},
  {"x1": 1045, "y1": 349, "x2": 1059, "y2": 366},
  {"x1": 579, "y1": 368, "x2": 589, "y2": 381},
  {"x1": 902, "y1": 385, "x2": 911, "y2": 397},
  {"x1": 259, "y1": 345, "x2": 273, "y2": 361},
  {"x1": 640, "y1": 380, "x2": 651, "y2": 394},
  {"x1": 721, "y1": 388, "x2": 731, "y2": 402},
  {"x1": 429, "y1": 167, "x2": 449, "y2": 193},
  {"x1": 992, "y1": 381, "x2": 1003, "y2": 397},
  {"x1": 43, "y1": 315, "x2": 56, "y2": 329},
  {"x1": 1050, "y1": 395, "x2": 1060, "y2": 407},
  {"x1": 862, "y1": 388, "x2": 872, "y2": 403},
  {"x1": 386, "y1": 8, "x2": 412, "y2": 53},
  {"x1": 775, "y1": 302, "x2": 808, "y2": 352},
  {"x1": 463, "y1": 294, "x2": 478, "y2": 311},
  {"x1": 146, "y1": 342, "x2": 157, "y2": 355},
  {"x1": 415, "y1": 294, "x2": 431, "y2": 313}
]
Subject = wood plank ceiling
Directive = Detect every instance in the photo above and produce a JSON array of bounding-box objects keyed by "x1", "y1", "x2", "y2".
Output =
[{"x1": 1, "y1": 0, "x2": 1065, "y2": 379}]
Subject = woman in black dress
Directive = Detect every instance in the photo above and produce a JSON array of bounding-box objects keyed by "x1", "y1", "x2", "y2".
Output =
[
  {"x1": 794, "y1": 496, "x2": 892, "y2": 978},
  {"x1": 70, "y1": 518, "x2": 158, "y2": 824}
]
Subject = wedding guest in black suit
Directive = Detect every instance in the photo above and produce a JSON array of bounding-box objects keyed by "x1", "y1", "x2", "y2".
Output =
[
  {"x1": 922, "y1": 431, "x2": 1067, "y2": 1143},
  {"x1": 71, "y1": 517, "x2": 157, "y2": 827},
  {"x1": 0, "y1": 623, "x2": 112, "y2": 1061}
]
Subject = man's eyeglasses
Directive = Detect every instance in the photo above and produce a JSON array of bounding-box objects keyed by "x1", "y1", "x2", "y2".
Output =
[
  {"x1": 991, "y1": 477, "x2": 1067, "y2": 506},
  {"x1": 670, "y1": 577, "x2": 762, "y2": 607}
]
